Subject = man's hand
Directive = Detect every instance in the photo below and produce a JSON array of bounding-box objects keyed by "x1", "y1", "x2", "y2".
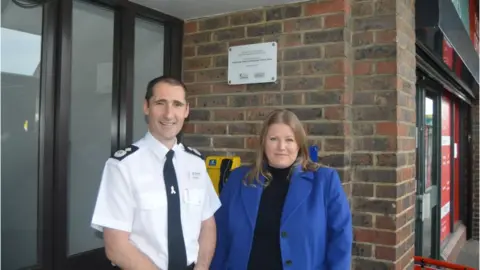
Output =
[
  {"x1": 195, "y1": 216, "x2": 217, "y2": 269},
  {"x1": 104, "y1": 228, "x2": 159, "y2": 270}
]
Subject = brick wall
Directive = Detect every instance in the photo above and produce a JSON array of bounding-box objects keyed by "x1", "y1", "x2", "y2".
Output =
[
  {"x1": 350, "y1": 0, "x2": 416, "y2": 268},
  {"x1": 472, "y1": 102, "x2": 479, "y2": 240},
  {"x1": 182, "y1": 0, "x2": 416, "y2": 269}
]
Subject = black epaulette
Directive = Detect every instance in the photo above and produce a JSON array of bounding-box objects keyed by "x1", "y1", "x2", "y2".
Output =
[
  {"x1": 111, "y1": 145, "x2": 139, "y2": 161},
  {"x1": 183, "y1": 145, "x2": 205, "y2": 160}
]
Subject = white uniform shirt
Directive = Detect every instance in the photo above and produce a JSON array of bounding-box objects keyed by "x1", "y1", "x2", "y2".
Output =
[{"x1": 91, "y1": 132, "x2": 221, "y2": 269}]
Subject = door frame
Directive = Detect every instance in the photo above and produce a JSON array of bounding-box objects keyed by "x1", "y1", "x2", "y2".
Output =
[
  {"x1": 460, "y1": 100, "x2": 474, "y2": 239},
  {"x1": 414, "y1": 77, "x2": 442, "y2": 260},
  {"x1": 36, "y1": 0, "x2": 183, "y2": 269}
]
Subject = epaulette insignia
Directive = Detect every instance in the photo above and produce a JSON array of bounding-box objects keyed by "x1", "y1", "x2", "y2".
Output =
[
  {"x1": 111, "y1": 145, "x2": 139, "y2": 161},
  {"x1": 184, "y1": 146, "x2": 205, "y2": 160}
]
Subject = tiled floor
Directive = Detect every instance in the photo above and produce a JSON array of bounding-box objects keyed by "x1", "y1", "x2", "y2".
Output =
[{"x1": 455, "y1": 240, "x2": 479, "y2": 269}]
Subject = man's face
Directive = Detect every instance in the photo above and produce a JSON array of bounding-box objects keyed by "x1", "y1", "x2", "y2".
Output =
[{"x1": 143, "y1": 82, "x2": 189, "y2": 145}]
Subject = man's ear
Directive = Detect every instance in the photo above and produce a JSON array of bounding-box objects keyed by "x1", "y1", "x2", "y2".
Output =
[
  {"x1": 184, "y1": 102, "x2": 190, "y2": 118},
  {"x1": 143, "y1": 99, "x2": 149, "y2": 116}
]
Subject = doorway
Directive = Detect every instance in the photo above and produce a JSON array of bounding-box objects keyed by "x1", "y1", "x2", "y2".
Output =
[
  {"x1": 414, "y1": 75, "x2": 475, "y2": 259},
  {"x1": 0, "y1": 0, "x2": 182, "y2": 269},
  {"x1": 415, "y1": 85, "x2": 442, "y2": 259}
]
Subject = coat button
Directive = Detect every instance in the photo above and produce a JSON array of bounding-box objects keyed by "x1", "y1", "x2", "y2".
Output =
[
  {"x1": 281, "y1": 231, "x2": 288, "y2": 238},
  {"x1": 285, "y1": 260, "x2": 293, "y2": 266}
]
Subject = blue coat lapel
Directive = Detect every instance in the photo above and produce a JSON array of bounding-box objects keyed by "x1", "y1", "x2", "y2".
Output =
[
  {"x1": 281, "y1": 165, "x2": 314, "y2": 225},
  {"x1": 241, "y1": 174, "x2": 264, "y2": 228},
  {"x1": 240, "y1": 165, "x2": 314, "y2": 228}
]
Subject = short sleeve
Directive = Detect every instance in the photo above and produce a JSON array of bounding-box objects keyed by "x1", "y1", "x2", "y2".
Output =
[
  {"x1": 91, "y1": 160, "x2": 135, "y2": 232},
  {"x1": 201, "y1": 170, "x2": 221, "y2": 221}
]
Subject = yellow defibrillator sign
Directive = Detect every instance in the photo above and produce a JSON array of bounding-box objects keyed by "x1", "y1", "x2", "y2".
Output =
[{"x1": 205, "y1": 156, "x2": 241, "y2": 195}]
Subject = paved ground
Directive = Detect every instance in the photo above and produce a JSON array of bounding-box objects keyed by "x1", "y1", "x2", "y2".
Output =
[{"x1": 455, "y1": 240, "x2": 479, "y2": 269}]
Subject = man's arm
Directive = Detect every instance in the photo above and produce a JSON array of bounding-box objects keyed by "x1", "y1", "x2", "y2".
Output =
[
  {"x1": 91, "y1": 158, "x2": 160, "y2": 270},
  {"x1": 194, "y1": 216, "x2": 217, "y2": 270},
  {"x1": 104, "y1": 229, "x2": 159, "y2": 270}
]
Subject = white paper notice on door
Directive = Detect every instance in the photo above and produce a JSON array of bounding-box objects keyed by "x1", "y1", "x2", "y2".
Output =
[{"x1": 454, "y1": 143, "x2": 458, "y2": 158}]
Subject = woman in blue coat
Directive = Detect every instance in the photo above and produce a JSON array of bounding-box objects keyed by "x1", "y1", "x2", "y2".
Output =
[{"x1": 211, "y1": 109, "x2": 353, "y2": 270}]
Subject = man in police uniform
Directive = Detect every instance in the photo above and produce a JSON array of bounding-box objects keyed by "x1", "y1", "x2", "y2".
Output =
[{"x1": 91, "y1": 76, "x2": 221, "y2": 270}]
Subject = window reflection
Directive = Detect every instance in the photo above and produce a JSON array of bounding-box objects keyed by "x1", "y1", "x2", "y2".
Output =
[{"x1": 1, "y1": 28, "x2": 41, "y2": 76}]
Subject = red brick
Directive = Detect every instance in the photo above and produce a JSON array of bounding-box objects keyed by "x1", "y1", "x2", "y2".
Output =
[
  {"x1": 376, "y1": 60, "x2": 397, "y2": 74},
  {"x1": 325, "y1": 75, "x2": 345, "y2": 89},
  {"x1": 184, "y1": 21, "x2": 198, "y2": 33},
  {"x1": 398, "y1": 166, "x2": 415, "y2": 182},
  {"x1": 183, "y1": 123, "x2": 195, "y2": 133},
  {"x1": 354, "y1": 228, "x2": 396, "y2": 245},
  {"x1": 186, "y1": 84, "x2": 211, "y2": 95},
  {"x1": 375, "y1": 29, "x2": 397, "y2": 43},
  {"x1": 245, "y1": 137, "x2": 259, "y2": 149},
  {"x1": 375, "y1": 246, "x2": 396, "y2": 261},
  {"x1": 183, "y1": 46, "x2": 195, "y2": 57},
  {"x1": 354, "y1": 61, "x2": 373, "y2": 75},
  {"x1": 324, "y1": 13, "x2": 345, "y2": 28},
  {"x1": 304, "y1": 0, "x2": 345, "y2": 16},
  {"x1": 324, "y1": 106, "x2": 347, "y2": 120},
  {"x1": 213, "y1": 109, "x2": 245, "y2": 121},
  {"x1": 375, "y1": 122, "x2": 397, "y2": 136},
  {"x1": 196, "y1": 123, "x2": 227, "y2": 134},
  {"x1": 212, "y1": 84, "x2": 245, "y2": 94}
]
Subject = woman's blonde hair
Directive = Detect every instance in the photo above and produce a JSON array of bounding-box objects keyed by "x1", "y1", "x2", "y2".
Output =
[{"x1": 244, "y1": 109, "x2": 320, "y2": 186}]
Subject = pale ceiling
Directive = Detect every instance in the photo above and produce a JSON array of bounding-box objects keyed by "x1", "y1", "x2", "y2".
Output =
[{"x1": 129, "y1": 0, "x2": 308, "y2": 20}]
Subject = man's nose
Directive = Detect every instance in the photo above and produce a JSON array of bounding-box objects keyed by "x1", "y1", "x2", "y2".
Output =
[{"x1": 164, "y1": 104, "x2": 174, "y2": 118}]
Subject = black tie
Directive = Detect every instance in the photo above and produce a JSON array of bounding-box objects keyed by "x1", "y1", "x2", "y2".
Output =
[{"x1": 163, "y1": 150, "x2": 187, "y2": 270}]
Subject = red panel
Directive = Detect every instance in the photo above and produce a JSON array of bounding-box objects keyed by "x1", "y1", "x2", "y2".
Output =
[
  {"x1": 469, "y1": 0, "x2": 479, "y2": 53},
  {"x1": 454, "y1": 53, "x2": 462, "y2": 77},
  {"x1": 443, "y1": 39, "x2": 454, "y2": 68},
  {"x1": 454, "y1": 102, "x2": 460, "y2": 222},
  {"x1": 440, "y1": 95, "x2": 452, "y2": 242}
]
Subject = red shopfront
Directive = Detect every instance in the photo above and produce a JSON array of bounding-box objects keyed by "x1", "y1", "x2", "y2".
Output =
[{"x1": 415, "y1": 0, "x2": 478, "y2": 261}]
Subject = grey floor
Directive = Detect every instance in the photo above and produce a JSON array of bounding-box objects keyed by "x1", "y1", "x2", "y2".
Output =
[{"x1": 455, "y1": 240, "x2": 479, "y2": 269}]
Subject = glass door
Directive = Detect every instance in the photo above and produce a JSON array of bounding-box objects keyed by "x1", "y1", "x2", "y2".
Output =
[
  {"x1": 1, "y1": 2, "x2": 44, "y2": 269},
  {"x1": 415, "y1": 86, "x2": 441, "y2": 259},
  {"x1": 62, "y1": 1, "x2": 116, "y2": 269}
]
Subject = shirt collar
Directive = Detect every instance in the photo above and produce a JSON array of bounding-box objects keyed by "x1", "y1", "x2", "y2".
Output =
[{"x1": 144, "y1": 132, "x2": 181, "y2": 159}]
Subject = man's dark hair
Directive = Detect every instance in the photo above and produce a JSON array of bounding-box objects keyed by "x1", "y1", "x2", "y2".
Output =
[{"x1": 145, "y1": 76, "x2": 187, "y2": 101}]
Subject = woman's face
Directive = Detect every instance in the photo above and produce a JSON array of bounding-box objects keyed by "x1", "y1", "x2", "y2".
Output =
[{"x1": 264, "y1": 123, "x2": 299, "y2": 169}]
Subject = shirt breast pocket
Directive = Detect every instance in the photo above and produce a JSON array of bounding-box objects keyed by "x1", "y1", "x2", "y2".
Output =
[{"x1": 183, "y1": 188, "x2": 205, "y2": 207}]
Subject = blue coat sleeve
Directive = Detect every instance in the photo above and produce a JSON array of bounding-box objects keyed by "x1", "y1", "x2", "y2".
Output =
[
  {"x1": 211, "y1": 167, "x2": 242, "y2": 270},
  {"x1": 324, "y1": 169, "x2": 353, "y2": 269}
]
